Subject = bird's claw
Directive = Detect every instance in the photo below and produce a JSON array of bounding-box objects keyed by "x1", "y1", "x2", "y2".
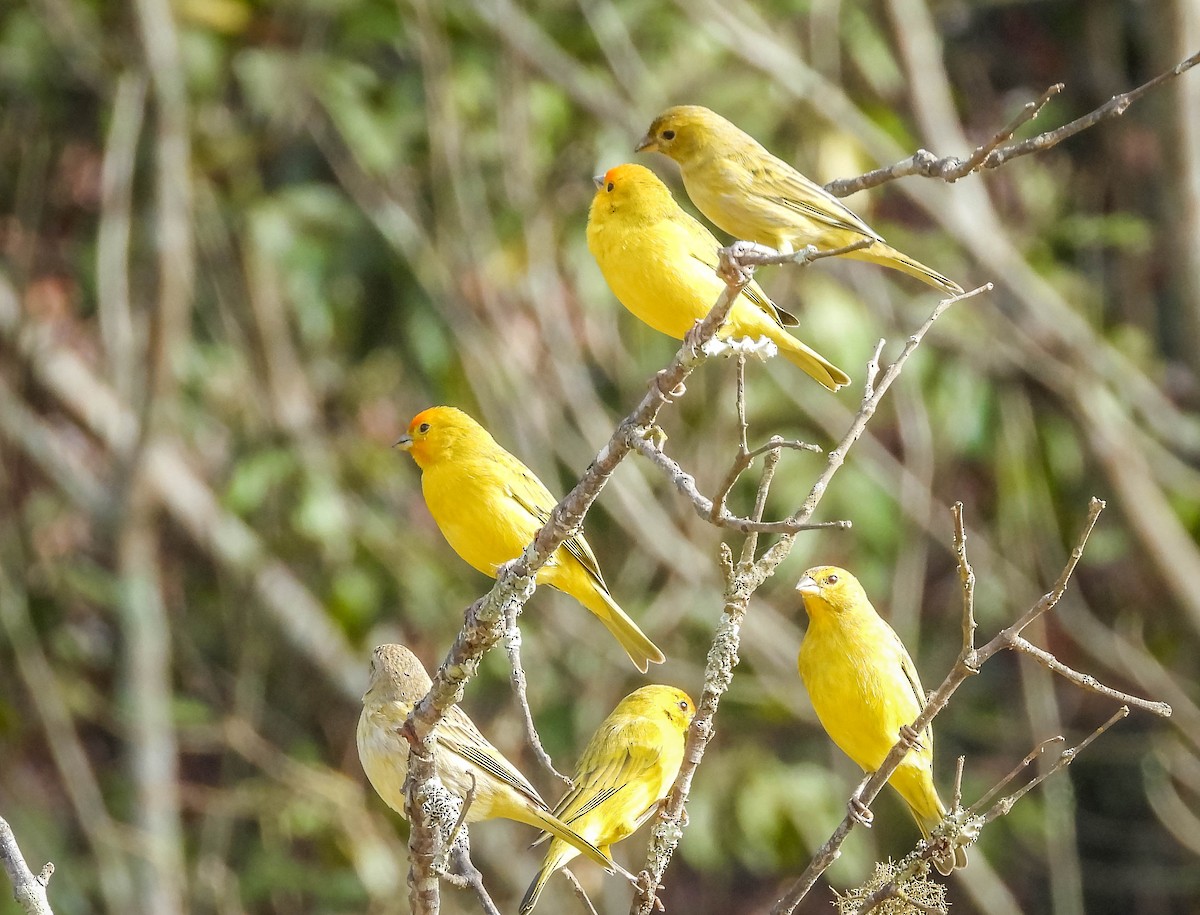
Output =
[
  {"x1": 848, "y1": 794, "x2": 875, "y2": 828},
  {"x1": 899, "y1": 724, "x2": 925, "y2": 752}
]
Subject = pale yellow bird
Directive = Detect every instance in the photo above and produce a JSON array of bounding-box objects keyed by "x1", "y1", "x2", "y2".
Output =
[
  {"x1": 637, "y1": 106, "x2": 963, "y2": 294},
  {"x1": 357, "y1": 643, "x2": 614, "y2": 872},
  {"x1": 796, "y1": 566, "x2": 967, "y2": 874},
  {"x1": 519, "y1": 684, "x2": 695, "y2": 913}
]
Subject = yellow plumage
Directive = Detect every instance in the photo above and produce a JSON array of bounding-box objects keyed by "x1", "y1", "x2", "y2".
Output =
[
  {"x1": 519, "y1": 684, "x2": 695, "y2": 913},
  {"x1": 637, "y1": 106, "x2": 963, "y2": 295},
  {"x1": 356, "y1": 644, "x2": 614, "y2": 871},
  {"x1": 586, "y1": 163, "x2": 850, "y2": 392},
  {"x1": 795, "y1": 566, "x2": 966, "y2": 874},
  {"x1": 396, "y1": 405, "x2": 664, "y2": 671}
]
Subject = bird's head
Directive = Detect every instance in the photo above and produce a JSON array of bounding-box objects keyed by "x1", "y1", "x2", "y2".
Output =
[
  {"x1": 635, "y1": 105, "x2": 728, "y2": 164},
  {"x1": 394, "y1": 405, "x2": 484, "y2": 469},
  {"x1": 589, "y1": 163, "x2": 676, "y2": 222},
  {"x1": 364, "y1": 643, "x2": 432, "y2": 705},
  {"x1": 623, "y1": 684, "x2": 696, "y2": 734},
  {"x1": 795, "y1": 565, "x2": 868, "y2": 617}
]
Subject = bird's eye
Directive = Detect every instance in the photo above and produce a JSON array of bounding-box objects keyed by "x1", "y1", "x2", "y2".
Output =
[
  {"x1": 678, "y1": 700, "x2": 689, "y2": 711},
  {"x1": 606, "y1": 181, "x2": 614, "y2": 192},
  {"x1": 827, "y1": 574, "x2": 839, "y2": 584},
  {"x1": 418, "y1": 422, "x2": 431, "y2": 434},
  {"x1": 662, "y1": 129, "x2": 676, "y2": 140}
]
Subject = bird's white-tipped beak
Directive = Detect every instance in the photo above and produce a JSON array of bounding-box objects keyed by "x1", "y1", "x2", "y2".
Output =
[
  {"x1": 393, "y1": 434, "x2": 413, "y2": 451},
  {"x1": 592, "y1": 174, "x2": 605, "y2": 190},
  {"x1": 795, "y1": 575, "x2": 820, "y2": 595}
]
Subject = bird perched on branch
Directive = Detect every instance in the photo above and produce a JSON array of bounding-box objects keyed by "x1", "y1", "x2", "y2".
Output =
[
  {"x1": 519, "y1": 684, "x2": 695, "y2": 913},
  {"x1": 587, "y1": 163, "x2": 850, "y2": 392},
  {"x1": 395, "y1": 405, "x2": 664, "y2": 671},
  {"x1": 795, "y1": 566, "x2": 967, "y2": 875},
  {"x1": 356, "y1": 643, "x2": 614, "y2": 871},
  {"x1": 637, "y1": 106, "x2": 963, "y2": 295}
]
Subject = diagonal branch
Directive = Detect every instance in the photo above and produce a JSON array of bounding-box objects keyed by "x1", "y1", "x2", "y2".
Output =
[
  {"x1": 0, "y1": 816, "x2": 55, "y2": 915},
  {"x1": 826, "y1": 49, "x2": 1200, "y2": 194}
]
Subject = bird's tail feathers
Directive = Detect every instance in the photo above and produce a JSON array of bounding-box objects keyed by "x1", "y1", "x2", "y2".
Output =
[
  {"x1": 848, "y1": 242, "x2": 964, "y2": 295},
  {"x1": 519, "y1": 844, "x2": 577, "y2": 915},
  {"x1": 765, "y1": 329, "x2": 851, "y2": 392},
  {"x1": 578, "y1": 585, "x2": 666, "y2": 673},
  {"x1": 525, "y1": 807, "x2": 613, "y2": 872}
]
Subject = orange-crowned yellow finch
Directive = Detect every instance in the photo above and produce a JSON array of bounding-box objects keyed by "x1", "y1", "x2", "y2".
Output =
[
  {"x1": 519, "y1": 684, "x2": 695, "y2": 913},
  {"x1": 796, "y1": 566, "x2": 967, "y2": 874},
  {"x1": 637, "y1": 106, "x2": 963, "y2": 294},
  {"x1": 396, "y1": 406, "x2": 664, "y2": 671},
  {"x1": 587, "y1": 163, "x2": 850, "y2": 392},
  {"x1": 357, "y1": 643, "x2": 614, "y2": 871}
]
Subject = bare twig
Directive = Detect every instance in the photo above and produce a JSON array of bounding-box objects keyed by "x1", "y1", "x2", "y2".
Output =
[
  {"x1": 562, "y1": 868, "x2": 600, "y2": 915},
  {"x1": 503, "y1": 607, "x2": 571, "y2": 786},
  {"x1": 969, "y1": 736, "x2": 1065, "y2": 815},
  {"x1": 1008, "y1": 637, "x2": 1172, "y2": 717},
  {"x1": 826, "y1": 49, "x2": 1200, "y2": 194},
  {"x1": 977, "y1": 707, "x2": 1130, "y2": 826},
  {"x1": 0, "y1": 817, "x2": 55, "y2": 915},
  {"x1": 627, "y1": 432, "x2": 848, "y2": 535}
]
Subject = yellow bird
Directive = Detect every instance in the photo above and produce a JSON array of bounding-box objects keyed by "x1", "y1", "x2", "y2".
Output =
[
  {"x1": 637, "y1": 106, "x2": 963, "y2": 295},
  {"x1": 795, "y1": 566, "x2": 967, "y2": 874},
  {"x1": 587, "y1": 163, "x2": 850, "y2": 392},
  {"x1": 396, "y1": 406, "x2": 664, "y2": 671},
  {"x1": 357, "y1": 643, "x2": 614, "y2": 871},
  {"x1": 519, "y1": 684, "x2": 695, "y2": 914}
]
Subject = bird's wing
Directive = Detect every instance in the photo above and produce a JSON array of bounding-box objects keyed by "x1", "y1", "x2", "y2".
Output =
[
  {"x1": 504, "y1": 460, "x2": 609, "y2": 590},
  {"x1": 438, "y1": 706, "x2": 548, "y2": 808},
  {"x1": 748, "y1": 157, "x2": 883, "y2": 241},
  {"x1": 537, "y1": 720, "x2": 665, "y2": 839},
  {"x1": 891, "y1": 630, "x2": 934, "y2": 754},
  {"x1": 675, "y1": 211, "x2": 800, "y2": 327}
]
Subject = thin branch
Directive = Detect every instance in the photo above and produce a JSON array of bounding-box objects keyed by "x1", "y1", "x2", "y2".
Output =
[
  {"x1": 627, "y1": 432, "x2": 849, "y2": 534},
  {"x1": 0, "y1": 817, "x2": 54, "y2": 915},
  {"x1": 977, "y1": 707, "x2": 1130, "y2": 826},
  {"x1": 1008, "y1": 636, "x2": 1172, "y2": 717},
  {"x1": 826, "y1": 49, "x2": 1200, "y2": 194},
  {"x1": 503, "y1": 606, "x2": 572, "y2": 785},
  {"x1": 562, "y1": 868, "x2": 600, "y2": 915},
  {"x1": 952, "y1": 501, "x2": 978, "y2": 667},
  {"x1": 969, "y1": 736, "x2": 1065, "y2": 815}
]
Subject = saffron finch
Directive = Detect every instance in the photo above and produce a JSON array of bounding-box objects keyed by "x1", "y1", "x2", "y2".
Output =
[
  {"x1": 587, "y1": 163, "x2": 850, "y2": 392},
  {"x1": 396, "y1": 406, "x2": 665, "y2": 671},
  {"x1": 637, "y1": 106, "x2": 963, "y2": 294},
  {"x1": 356, "y1": 643, "x2": 614, "y2": 871},
  {"x1": 519, "y1": 684, "x2": 695, "y2": 913},
  {"x1": 796, "y1": 566, "x2": 967, "y2": 874}
]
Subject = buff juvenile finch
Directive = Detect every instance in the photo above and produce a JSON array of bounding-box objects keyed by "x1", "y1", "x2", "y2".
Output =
[
  {"x1": 396, "y1": 406, "x2": 664, "y2": 671},
  {"x1": 357, "y1": 643, "x2": 614, "y2": 871},
  {"x1": 587, "y1": 163, "x2": 850, "y2": 391},
  {"x1": 637, "y1": 106, "x2": 963, "y2": 294},
  {"x1": 796, "y1": 567, "x2": 967, "y2": 874},
  {"x1": 519, "y1": 684, "x2": 695, "y2": 913}
]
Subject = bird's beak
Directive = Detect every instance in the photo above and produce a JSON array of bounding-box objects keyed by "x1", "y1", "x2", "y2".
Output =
[
  {"x1": 592, "y1": 174, "x2": 605, "y2": 190},
  {"x1": 795, "y1": 575, "x2": 820, "y2": 596},
  {"x1": 634, "y1": 133, "x2": 656, "y2": 153},
  {"x1": 393, "y1": 434, "x2": 413, "y2": 451}
]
